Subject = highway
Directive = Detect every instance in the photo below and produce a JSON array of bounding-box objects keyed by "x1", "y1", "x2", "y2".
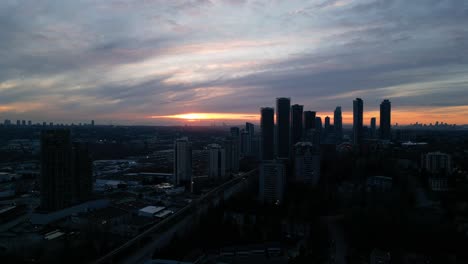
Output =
[{"x1": 93, "y1": 169, "x2": 257, "y2": 264}]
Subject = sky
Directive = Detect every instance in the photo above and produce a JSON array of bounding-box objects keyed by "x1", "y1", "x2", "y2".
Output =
[{"x1": 1, "y1": 0, "x2": 467, "y2": 125}]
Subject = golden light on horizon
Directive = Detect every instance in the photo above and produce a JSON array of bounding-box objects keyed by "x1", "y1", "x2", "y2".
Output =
[{"x1": 150, "y1": 112, "x2": 260, "y2": 121}]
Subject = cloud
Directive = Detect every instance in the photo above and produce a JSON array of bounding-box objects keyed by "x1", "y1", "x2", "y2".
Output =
[{"x1": 0, "y1": 0, "x2": 467, "y2": 124}]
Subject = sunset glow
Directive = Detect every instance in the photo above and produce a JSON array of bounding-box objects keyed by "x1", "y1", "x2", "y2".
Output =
[{"x1": 151, "y1": 113, "x2": 260, "y2": 121}]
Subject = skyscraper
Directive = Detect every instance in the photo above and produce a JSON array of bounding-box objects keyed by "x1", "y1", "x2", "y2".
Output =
[
  {"x1": 353, "y1": 98, "x2": 364, "y2": 145},
  {"x1": 303, "y1": 111, "x2": 316, "y2": 131},
  {"x1": 40, "y1": 129, "x2": 92, "y2": 212},
  {"x1": 324, "y1": 116, "x2": 331, "y2": 132},
  {"x1": 260, "y1": 107, "x2": 275, "y2": 160},
  {"x1": 240, "y1": 130, "x2": 251, "y2": 156},
  {"x1": 334, "y1": 106, "x2": 343, "y2": 141},
  {"x1": 259, "y1": 160, "x2": 286, "y2": 205},
  {"x1": 276, "y1": 97, "x2": 290, "y2": 158},
  {"x1": 174, "y1": 137, "x2": 192, "y2": 191},
  {"x1": 380, "y1": 99, "x2": 391, "y2": 140},
  {"x1": 291, "y1": 104, "x2": 303, "y2": 145},
  {"x1": 230, "y1": 127, "x2": 240, "y2": 138},
  {"x1": 370, "y1": 117, "x2": 377, "y2": 138},
  {"x1": 208, "y1": 144, "x2": 226, "y2": 180},
  {"x1": 313, "y1": 116, "x2": 323, "y2": 145},
  {"x1": 245, "y1": 122, "x2": 254, "y2": 136}
]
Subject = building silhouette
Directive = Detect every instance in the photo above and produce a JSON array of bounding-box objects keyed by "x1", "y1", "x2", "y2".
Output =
[
  {"x1": 276, "y1": 98, "x2": 291, "y2": 158},
  {"x1": 294, "y1": 142, "x2": 320, "y2": 185},
  {"x1": 334, "y1": 106, "x2": 343, "y2": 141},
  {"x1": 370, "y1": 117, "x2": 377, "y2": 138},
  {"x1": 259, "y1": 159, "x2": 286, "y2": 205},
  {"x1": 380, "y1": 99, "x2": 391, "y2": 140},
  {"x1": 208, "y1": 144, "x2": 226, "y2": 180},
  {"x1": 353, "y1": 98, "x2": 364, "y2": 145},
  {"x1": 260, "y1": 107, "x2": 275, "y2": 160},
  {"x1": 291, "y1": 104, "x2": 303, "y2": 146},
  {"x1": 229, "y1": 127, "x2": 240, "y2": 173},
  {"x1": 174, "y1": 137, "x2": 192, "y2": 191},
  {"x1": 303, "y1": 111, "x2": 316, "y2": 131},
  {"x1": 40, "y1": 129, "x2": 92, "y2": 212}
]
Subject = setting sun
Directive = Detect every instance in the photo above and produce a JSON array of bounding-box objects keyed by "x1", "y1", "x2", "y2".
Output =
[{"x1": 151, "y1": 113, "x2": 260, "y2": 121}]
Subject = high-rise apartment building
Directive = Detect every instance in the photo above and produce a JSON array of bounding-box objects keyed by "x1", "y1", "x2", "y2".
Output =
[
  {"x1": 174, "y1": 137, "x2": 193, "y2": 191},
  {"x1": 380, "y1": 99, "x2": 391, "y2": 140},
  {"x1": 276, "y1": 97, "x2": 290, "y2": 158},
  {"x1": 260, "y1": 107, "x2": 275, "y2": 160},
  {"x1": 353, "y1": 98, "x2": 364, "y2": 145},
  {"x1": 291, "y1": 104, "x2": 303, "y2": 145},
  {"x1": 259, "y1": 159, "x2": 286, "y2": 205},
  {"x1": 208, "y1": 144, "x2": 226, "y2": 180}
]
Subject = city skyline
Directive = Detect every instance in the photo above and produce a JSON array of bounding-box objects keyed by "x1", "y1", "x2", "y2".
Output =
[{"x1": 1, "y1": 1, "x2": 467, "y2": 125}]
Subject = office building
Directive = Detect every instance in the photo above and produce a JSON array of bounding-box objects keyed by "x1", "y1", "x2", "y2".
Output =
[
  {"x1": 208, "y1": 144, "x2": 226, "y2": 180},
  {"x1": 334, "y1": 106, "x2": 343, "y2": 141},
  {"x1": 259, "y1": 160, "x2": 286, "y2": 205},
  {"x1": 294, "y1": 142, "x2": 320, "y2": 185},
  {"x1": 276, "y1": 97, "x2": 290, "y2": 158},
  {"x1": 174, "y1": 137, "x2": 193, "y2": 191},
  {"x1": 353, "y1": 98, "x2": 364, "y2": 145},
  {"x1": 261, "y1": 107, "x2": 275, "y2": 160},
  {"x1": 291, "y1": 104, "x2": 303, "y2": 145},
  {"x1": 380, "y1": 99, "x2": 391, "y2": 140}
]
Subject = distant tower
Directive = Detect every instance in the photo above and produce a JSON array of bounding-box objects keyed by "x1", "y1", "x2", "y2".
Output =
[
  {"x1": 260, "y1": 107, "x2": 275, "y2": 160},
  {"x1": 208, "y1": 144, "x2": 226, "y2": 180},
  {"x1": 22, "y1": 120, "x2": 26, "y2": 126},
  {"x1": 380, "y1": 99, "x2": 391, "y2": 140},
  {"x1": 334, "y1": 106, "x2": 343, "y2": 141},
  {"x1": 259, "y1": 159, "x2": 286, "y2": 205},
  {"x1": 353, "y1": 98, "x2": 364, "y2": 145},
  {"x1": 28, "y1": 120, "x2": 32, "y2": 126},
  {"x1": 174, "y1": 137, "x2": 192, "y2": 191},
  {"x1": 294, "y1": 142, "x2": 320, "y2": 185},
  {"x1": 91, "y1": 120, "x2": 95, "y2": 127},
  {"x1": 276, "y1": 98, "x2": 290, "y2": 158},
  {"x1": 291, "y1": 104, "x2": 303, "y2": 145}
]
